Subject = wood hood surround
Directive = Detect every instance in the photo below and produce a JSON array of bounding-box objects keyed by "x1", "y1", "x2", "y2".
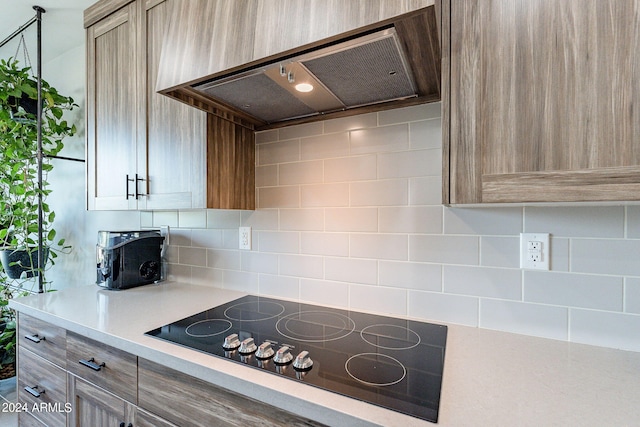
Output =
[{"x1": 155, "y1": 0, "x2": 442, "y2": 131}]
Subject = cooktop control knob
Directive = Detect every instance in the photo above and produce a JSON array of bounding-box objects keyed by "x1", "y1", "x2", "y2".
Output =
[
  {"x1": 222, "y1": 333, "x2": 241, "y2": 350},
  {"x1": 255, "y1": 342, "x2": 275, "y2": 359},
  {"x1": 293, "y1": 350, "x2": 313, "y2": 371},
  {"x1": 238, "y1": 337, "x2": 257, "y2": 354},
  {"x1": 273, "y1": 345, "x2": 293, "y2": 365}
]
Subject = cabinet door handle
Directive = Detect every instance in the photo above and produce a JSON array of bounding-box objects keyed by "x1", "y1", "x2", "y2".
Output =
[
  {"x1": 79, "y1": 357, "x2": 106, "y2": 371},
  {"x1": 119, "y1": 423, "x2": 133, "y2": 427},
  {"x1": 25, "y1": 334, "x2": 45, "y2": 343},
  {"x1": 135, "y1": 173, "x2": 145, "y2": 198},
  {"x1": 24, "y1": 385, "x2": 44, "y2": 398},
  {"x1": 126, "y1": 174, "x2": 135, "y2": 199}
]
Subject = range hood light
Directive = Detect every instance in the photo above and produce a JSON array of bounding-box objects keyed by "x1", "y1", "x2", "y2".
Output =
[{"x1": 295, "y1": 83, "x2": 314, "y2": 92}]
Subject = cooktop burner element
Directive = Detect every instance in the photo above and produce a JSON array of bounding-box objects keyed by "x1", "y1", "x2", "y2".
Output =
[{"x1": 146, "y1": 295, "x2": 447, "y2": 423}]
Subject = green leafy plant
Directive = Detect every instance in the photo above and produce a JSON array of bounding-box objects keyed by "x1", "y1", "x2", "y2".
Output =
[{"x1": 0, "y1": 58, "x2": 76, "y2": 283}]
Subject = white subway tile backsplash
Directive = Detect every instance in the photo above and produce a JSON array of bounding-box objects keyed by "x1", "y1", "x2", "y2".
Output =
[
  {"x1": 627, "y1": 206, "x2": 640, "y2": 238},
  {"x1": 409, "y1": 118, "x2": 442, "y2": 150},
  {"x1": 256, "y1": 165, "x2": 278, "y2": 187},
  {"x1": 206, "y1": 210, "x2": 242, "y2": 229},
  {"x1": 524, "y1": 206, "x2": 625, "y2": 238},
  {"x1": 480, "y1": 299, "x2": 568, "y2": 341},
  {"x1": 445, "y1": 207, "x2": 522, "y2": 236},
  {"x1": 300, "y1": 232, "x2": 349, "y2": 257},
  {"x1": 324, "y1": 155, "x2": 377, "y2": 183},
  {"x1": 410, "y1": 235, "x2": 479, "y2": 265},
  {"x1": 350, "y1": 234, "x2": 408, "y2": 261},
  {"x1": 207, "y1": 249, "x2": 241, "y2": 270},
  {"x1": 241, "y1": 251, "x2": 278, "y2": 274},
  {"x1": 178, "y1": 210, "x2": 207, "y2": 228},
  {"x1": 255, "y1": 129, "x2": 278, "y2": 144},
  {"x1": 409, "y1": 176, "x2": 442, "y2": 206},
  {"x1": 153, "y1": 211, "x2": 178, "y2": 228},
  {"x1": 280, "y1": 208, "x2": 324, "y2": 231},
  {"x1": 378, "y1": 149, "x2": 441, "y2": 179},
  {"x1": 258, "y1": 186, "x2": 300, "y2": 208},
  {"x1": 324, "y1": 113, "x2": 377, "y2": 133},
  {"x1": 300, "y1": 279, "x2": 349, "y2": 308},
  {"x1": 571, "y1": 239, "x2": 640, "y2": 276},
  {"x1": 350, "y1": 179, "x2": 408, "y2": 206},
  {"x1": 524, "y1": 271, "x2": 623, "y2": 311},
  {"x1": 259, "y1": 274, "x2": 300, "y2": 299},
  {"x1": 325, "y1": 208, "x2": 377, "y2": 232},
  {"x1": 379, "y1": 206, "x2": 443, "y2": 234},
  {"x1": 444, "y1": 266, "x2": 522, "y2": 300},
  {"x1": 178, "y1": 247, "x2": 207, "y2": 267},
  {"x1": 349, "y1": 284, "x2": 407, "y2": 316},
  {"x1": 570, "y1": 309, "x2": 640, "y2": 352},
  {"x1": 279, "y1": 254, "x2": 324, "y2": 279},
  {"x1": 166, "y1": 103, "x2": 640, "y2": 352},
  {"x1": 626, "y1": 278, "x2": 640, "y2": 314},
  {"x1": 257, "y1": 231, "x2": 299, "y2": 254},
  {"x1": 480, "y1": 236, "x2": 520, "y2": 268},
  {"x1": 258, "y1": 139, "x2": 299, "y2": 165},
  {"x1": 350, "y1": 124, "x2": 409, "y2": 154},
  {"x1": 222, "y1": 270, "x2": 259, "y2": 293},
  {"x1": 301, "y1": 183, "x2": 349, "y2": 207},
  {"x1": 279, "y1": 160, "x2": 324, "y2": 185},
  {"x1": 408, "y1": 291, "x2": 479, "y2": 326},
  {"x1": 379, "y1": 261, "x2": 442, "y2": 291},
  {"x1": 279, "y1": 122, "x2": 323, "y2": 140},
  {"x1": 190, "y1": 229, "x2": 223, "y2": 249},
  {"x1": 300, "y1": 132, "x2": 349, "y2": 160},
  {"x1": 378, "y1": 102, "x2": 441, "y2": 125},
  {"x1": 325, "y1": 257, "x2": 377, "y2": 285}
]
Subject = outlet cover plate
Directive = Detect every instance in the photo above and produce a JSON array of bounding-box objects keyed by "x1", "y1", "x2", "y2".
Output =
[
  {"x1": 239, "y1": 226, "x2": 252, "y2": 250},
  {"x1": 520, "y1": 233, "x2": 549, "y2": 270}
]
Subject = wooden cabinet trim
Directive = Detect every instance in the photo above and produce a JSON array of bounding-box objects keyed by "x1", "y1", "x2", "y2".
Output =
[{"x1": 85, "y1": 0, "x2": 135, "y2": 28}]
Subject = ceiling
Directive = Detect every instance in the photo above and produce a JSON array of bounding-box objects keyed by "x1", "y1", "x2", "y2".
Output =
[{"x1": 0, "y1": 0, "x2": 93, "y2": 65}]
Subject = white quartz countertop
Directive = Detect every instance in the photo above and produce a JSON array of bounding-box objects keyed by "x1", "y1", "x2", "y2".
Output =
[{"x1": 10, "y1": 282, "x2": 640, "y2": 427}]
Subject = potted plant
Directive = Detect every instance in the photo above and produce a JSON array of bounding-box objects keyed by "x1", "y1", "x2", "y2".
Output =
[
  {"x1": 0, "y1": 277, "x2": 16, "y2": 381},
  {"x1": 0, "y1": 58, "x2": 76, "y2": 281}
]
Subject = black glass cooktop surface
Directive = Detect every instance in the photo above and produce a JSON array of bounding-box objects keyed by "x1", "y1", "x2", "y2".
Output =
[{"x1": 145, "y1": 295, "x2": 447, "y2": 423}]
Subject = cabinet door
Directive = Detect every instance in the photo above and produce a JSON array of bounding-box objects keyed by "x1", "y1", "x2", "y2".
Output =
[
  {"x1": 126, "y1": 404, "x2": 178, "y2": 427},
  {"x1": 446, "y1": 0, "x2": 640, "y2": 204},
  {"x1": 67, "y1": 375, "x2": 126, "y2": 427},
  {"x1": 143, "y1": 0, "x2": 206, "y2": 209},
  {"x1": 86, "y1": 3, "x2": 139, "y2": 210}
]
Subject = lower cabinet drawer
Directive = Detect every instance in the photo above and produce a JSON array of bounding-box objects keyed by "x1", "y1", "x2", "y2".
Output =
[
  {"x1": 138, "y1": 358, "x2": 326, "y2": 427},
  {"x1": 18, "y1": 347, "x2": 68, "y2": 427},
  {"x1": 18, "y1": 313, "x2": 67, "y2": 368},
  {"x1": 66, "y1": 332, "x2": 137, "y2": 403}
]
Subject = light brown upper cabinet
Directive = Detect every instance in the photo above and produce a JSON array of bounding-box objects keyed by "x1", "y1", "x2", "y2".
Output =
[
  {"x1": 86, "y1": 0, "x2": 254, "y2": 210},
  {"x1": 444, "y1": 0, "x2": 640, "y2": 204}
]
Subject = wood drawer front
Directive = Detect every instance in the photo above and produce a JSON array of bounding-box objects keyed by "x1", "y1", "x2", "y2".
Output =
[
  {"x1": 18, "y1": 314, "x2": 67, "y2": 368},
  {"x1": 18, "y1": 412, "x2": 47, "y2": 427},
  {"x1": 66, "y1": 332, "x2": 137, "y2": 403},
  {"x1": 18, "y1": 347, "x2": 67, "y2": 427},
  {"x1": 138, "y1": 358, "x2": 326, "y2": 427}
]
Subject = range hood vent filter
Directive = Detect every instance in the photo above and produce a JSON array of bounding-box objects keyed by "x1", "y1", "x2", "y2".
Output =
[
  {"x1": 301, "y1": 35, "x2": 416, "y2": 107},
  {"x1": 193, "y1": 28, "x2": 420, "y2": 125},
  {"x1": 201, "y1": 73, "x2": 316, "y2": 123}
]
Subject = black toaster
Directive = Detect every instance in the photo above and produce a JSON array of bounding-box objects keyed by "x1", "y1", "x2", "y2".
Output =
[{"x1": 96, "y1": 230, "x2": 165, "y2": 290}]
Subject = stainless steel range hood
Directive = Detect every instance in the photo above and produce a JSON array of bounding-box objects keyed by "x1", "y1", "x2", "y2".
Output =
[
  {"x1": 165, "y1": 6, "x2": 440, "y2": 130},
  {"x1": 194, "y1": 29, "x2": 419, "y2": 124}
]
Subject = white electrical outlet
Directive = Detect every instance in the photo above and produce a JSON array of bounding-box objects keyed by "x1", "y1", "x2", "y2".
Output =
[
  {"x1": 239, "y1": 226, "x2": 252, "y2": 250},
  {"x1": 520, "y1": 233, "x2": 550, "y2": 270}
]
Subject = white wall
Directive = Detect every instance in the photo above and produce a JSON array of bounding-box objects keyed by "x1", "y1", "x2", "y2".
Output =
[{"x1": 146, "y1": 103, "x2": 640, "y2": 352}]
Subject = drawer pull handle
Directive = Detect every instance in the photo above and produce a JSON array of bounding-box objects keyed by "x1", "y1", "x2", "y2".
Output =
[
  {"x1": 25, "y1": 334, "x2": 45, "y2": 343},
  {"x1": 24, "y1": 385, "x2": 44, "y2": 398},
  {"x1": 79, "y1": 357, "x2": 106, "y2": 371},
  {"x1": 119, "y1": 423, "x2": 133, "y2": 427}
]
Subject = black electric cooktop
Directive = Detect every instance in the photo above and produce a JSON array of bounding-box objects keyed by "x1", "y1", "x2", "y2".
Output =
[{"x1": 145, "y1": 295, "x2": 447, "y2": 423}]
